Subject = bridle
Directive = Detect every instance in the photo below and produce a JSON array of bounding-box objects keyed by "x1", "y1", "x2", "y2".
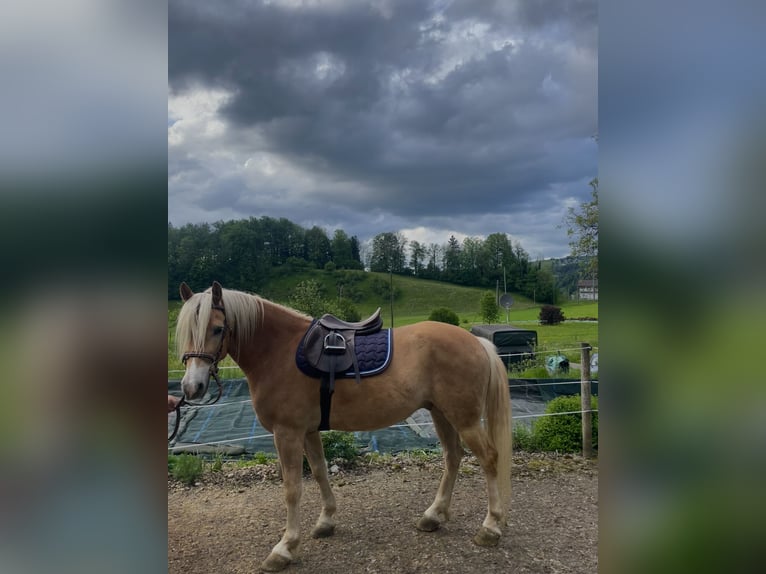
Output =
[{"x1": 168, "y1": 302, "x2": 229, "y2": 442}]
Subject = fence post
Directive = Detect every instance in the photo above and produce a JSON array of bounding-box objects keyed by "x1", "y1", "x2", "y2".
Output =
[{"x1": 580, "y1": 342, "x2": 593, "y2": 458}]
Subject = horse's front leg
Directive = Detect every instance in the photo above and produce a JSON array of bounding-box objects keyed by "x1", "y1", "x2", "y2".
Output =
[
  {"x1": 304, "y1": 430, "x2": 337, "y2": 538},
  {"x1": 261, "y1": 428, "x2": 305, "y2": 572}
]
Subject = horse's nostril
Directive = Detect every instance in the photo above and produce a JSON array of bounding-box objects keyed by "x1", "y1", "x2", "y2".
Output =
[{"x1": 196, "y1": 382, "x2": 204, "y2": 394}]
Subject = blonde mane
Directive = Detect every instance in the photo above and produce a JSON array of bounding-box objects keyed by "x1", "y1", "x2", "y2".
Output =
[{"x1": 175, "y1": 287, "x2": 268, "y2": 359}]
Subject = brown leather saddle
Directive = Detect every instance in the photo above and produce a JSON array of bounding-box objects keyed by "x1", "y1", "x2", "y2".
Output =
[{"x1": 302, "y1": 308, "x2": 383, "y2": 430}]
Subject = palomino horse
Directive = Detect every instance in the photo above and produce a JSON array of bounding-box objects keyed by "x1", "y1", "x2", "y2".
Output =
[{"x1": 176, "y1": 281, "x2": 512, "y2": 572}]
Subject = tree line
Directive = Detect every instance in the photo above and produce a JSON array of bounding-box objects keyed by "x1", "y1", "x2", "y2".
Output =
[
  {"x1": 168, "y1": 217, "x2": 363, "y2": 298},
  {"x1": 168, "y1": 217, "x2": 559, "y2": 303},
  {"x1": 366, "y1": 231, "x2": 558, "y2": 303}
]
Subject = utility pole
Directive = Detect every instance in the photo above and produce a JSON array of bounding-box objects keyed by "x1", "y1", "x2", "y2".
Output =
[{"x1": 389, "y1": 267, "x2": 394, "y2": 328}]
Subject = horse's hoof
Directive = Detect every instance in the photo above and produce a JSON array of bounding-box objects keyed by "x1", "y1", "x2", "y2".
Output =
[
  {"x1": 260, "y1": 552, "x2": 292, "y2": 572},
  {"x1": 473, "y1": 526, "x2": 501, "y2": 547},
  {"x1": 310, "y1": 523, "x2": 335, "y2": 538},
  {"x1": 416, "y1": 515, "x2": 441, "y2": 532}
]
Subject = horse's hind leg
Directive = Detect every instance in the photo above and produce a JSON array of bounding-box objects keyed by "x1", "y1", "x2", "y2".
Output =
[
  {"x1": 417, "y1": 408, "x2": 464, "y2": 532},
  {"x1": 304, "y1": 430, "x2": 337, "y2": 538},
  {"x1": 459, "y1": 425, "x2": 504, "y2": 546},
  {"x1": 261, "y1": 428, "x2": 305, "y2": 572}
]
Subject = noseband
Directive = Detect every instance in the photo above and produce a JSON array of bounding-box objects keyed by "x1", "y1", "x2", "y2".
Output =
[{"x1": 169, "y1": 303, "x2": 229, "y2": 442}]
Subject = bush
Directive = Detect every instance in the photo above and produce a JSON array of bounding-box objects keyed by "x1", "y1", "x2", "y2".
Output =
[
  {"x1": 321, "y1": 431, "x2": 359, "y2": 465},
  {"x1": 169, "y1": 454, "x2": 204, "y2": 485},
  {"x1": 369, "y1": 276, "x2": 400, "y2": 300},
  {"x1": 539, "y1": 305, "x2": 565, "y2": 325},
  {"x1": 512, "y1": 424, "x2": 539, "y2": 451},
  {"x1": 211, "y1": 451, "x2": 224, "y2": 472},
  {"x1": 337, "y1": 298, "x2": 361, "y2": 322},
  {"x1": 533, "y1": 395, "x2": 598, "y2": 453},
  {"x1": 428, "y1": 307, "x2": 460, "y2": 325}
]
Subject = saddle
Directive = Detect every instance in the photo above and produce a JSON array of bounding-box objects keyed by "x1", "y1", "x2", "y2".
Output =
[
  {"x1": 302, "y1": 308, "x2": 383, "y2": 430},
  {"x1": 303, "y1": 308, "x2": 383, "y2": 384}
]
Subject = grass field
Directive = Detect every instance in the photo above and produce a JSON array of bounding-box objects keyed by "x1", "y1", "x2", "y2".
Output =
[{"x1": 168, "y1": 273, "x2": 597, "y2": 377}]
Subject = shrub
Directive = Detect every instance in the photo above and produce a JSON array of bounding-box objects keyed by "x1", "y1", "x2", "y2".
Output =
[
  {"x1": 428, "y1": 307, "x2": 460, "y2": 325},
  {"x1": 321, "y1": 431, "x2": 359, "y2": 465},
  {"x1": 533, "y1": 394, "x2": 598, "y2": 453},
  {"x1": 169, "y1": 454, "x2": 204, "y2": 485},
  {"x1": 512, "y1": 424, "x2": 538, "y2": 451},
  {"x1": 539, "y1": 305, "x2": 565, "y2": 325},
  {"x1": 369, "y1": 276, "x2": 400, "y2": 300},
  {"x1": 337, "y1": 298, "x2": 361, "y2": 322}
]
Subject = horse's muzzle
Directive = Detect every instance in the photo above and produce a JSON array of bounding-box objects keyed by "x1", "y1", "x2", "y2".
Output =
[
  {"x1": 180, "y1": 379, "x2": 204, "y2": 400},
  {"x1": 181, "y1": 361, "x2": 210, "y2": 400}
]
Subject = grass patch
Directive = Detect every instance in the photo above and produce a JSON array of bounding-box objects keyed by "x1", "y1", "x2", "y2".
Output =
[
  {"x1": 168, "y1": 454, "x2": 204, "y2": 485},
  {"x1": 235, "y1": 452, "x2": 277, "y2": 466}
]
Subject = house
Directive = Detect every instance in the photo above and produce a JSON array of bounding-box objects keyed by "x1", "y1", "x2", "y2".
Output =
[{"x1": 578, "y1": 279, "x2": 598, "y2": 301}]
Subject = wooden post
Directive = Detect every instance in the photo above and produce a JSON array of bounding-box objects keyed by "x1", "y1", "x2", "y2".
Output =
[{"x1": 580, "y1": 342, "x2": 593, "y2": 458}]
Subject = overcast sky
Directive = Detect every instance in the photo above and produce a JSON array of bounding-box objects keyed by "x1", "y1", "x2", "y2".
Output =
[{"x1": 168, "y1": 0, "x2": 597, "y2": 259}]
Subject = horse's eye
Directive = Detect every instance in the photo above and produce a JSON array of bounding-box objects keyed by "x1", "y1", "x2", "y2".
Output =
[{"x1": 213, "y1": 326, "x2": 224, "y2": 336}]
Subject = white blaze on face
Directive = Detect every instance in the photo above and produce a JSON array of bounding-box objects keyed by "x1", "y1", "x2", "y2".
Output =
[{"x1": 181, "y1": 358, "x2": 211, "y2": 399}]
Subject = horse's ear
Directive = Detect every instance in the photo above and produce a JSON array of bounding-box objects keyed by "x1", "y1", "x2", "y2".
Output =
[
  {"x1": 180, "y1": 282, "x2": 194, "y2": 302},
  {"x1": 212, "y1": 281, "x2": 224, "y2": 307}
]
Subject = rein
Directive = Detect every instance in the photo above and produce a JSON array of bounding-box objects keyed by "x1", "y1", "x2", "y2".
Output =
[
  {"x1": 169, "y1": 303, "x2": 228, "y2": 442},
  {"x1": 168, "y1": 396, "x2": 184, "y2": 442}
]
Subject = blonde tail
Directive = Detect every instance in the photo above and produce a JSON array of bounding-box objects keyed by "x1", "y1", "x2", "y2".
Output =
[{"x1": 477, "y1": 337, "x2": 513, "y2": 520}]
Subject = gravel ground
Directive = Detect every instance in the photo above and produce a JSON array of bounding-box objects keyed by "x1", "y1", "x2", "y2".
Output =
[{"x1": 168, "y1": 452, "x2": 597, "y2": 573}]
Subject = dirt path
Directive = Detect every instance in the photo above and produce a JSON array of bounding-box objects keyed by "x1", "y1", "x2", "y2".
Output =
[{"x1": 168, "y1": 453, "x2": 597, "y2": 573}]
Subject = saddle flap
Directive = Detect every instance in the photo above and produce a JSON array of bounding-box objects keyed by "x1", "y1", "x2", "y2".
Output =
[{"x1": 304, "y1": 323, "x2": 355, "y2": 373}]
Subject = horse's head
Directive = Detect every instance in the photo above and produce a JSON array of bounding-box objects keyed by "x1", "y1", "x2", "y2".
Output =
[{"x1": 176, "y1": 281, "x2": 231, "y2": 401}]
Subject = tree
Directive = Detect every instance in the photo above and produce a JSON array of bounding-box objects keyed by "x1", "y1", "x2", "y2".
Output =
[
  {"x1": 288, "y1": 280, "x2": 339, "y2": 318},
  {"x1": 349, "y1": 235, "x2": 362, "y2": 267},
  {"x1": 304, "y1": 226, "x2": 332, "y2": 268},
  {"x1": 330, "y1": 229, "x2": 363, "y2": 270},
  {"x1": 482, "y1": 232, "x2": 512, "y2": 286},
  {"x1": 459, "y1": 236, "x2": 483, "y2": 285},
  {"x1": 564, "y1": 178, "x2": 598, "y2": 280},
  {"x1": 480, "y1": 291, "x2": 500, "y2": 324},
  {"x1": 531, "y1": 267, "x2": 557, "y2": 305},
  {"x1": 442, "y1": 235, "x2": 461, "y2": 282},
  {"x1": 409, "y1": 240, "x2": 426, "y2": 276},
  {"x1": 423, "y1": 243, "x2": 442, "y2": 280},
  {"x1": 369, "y1": 232, "x2": 407, "y2": 273}
]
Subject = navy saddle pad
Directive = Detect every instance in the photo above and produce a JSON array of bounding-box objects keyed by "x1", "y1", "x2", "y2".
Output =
[{"x1": 296, "y1": 323, "x2": 393, "y2": 379}]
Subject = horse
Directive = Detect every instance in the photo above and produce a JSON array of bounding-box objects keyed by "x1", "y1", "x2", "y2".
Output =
[{"x1": 175, "y1": 281, "x2": 512, "y2": 572}]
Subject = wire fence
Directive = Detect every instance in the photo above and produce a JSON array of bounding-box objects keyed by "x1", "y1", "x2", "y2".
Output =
[
  {"x1": 166, "y1": 345, "x2": 598, "y2": 375},
  {"x1": 168, "y1": 407, "x2": 599, "y2": 453},
  {"x1": 168, "y1": 345, "x2": 599, "y2": 455}
]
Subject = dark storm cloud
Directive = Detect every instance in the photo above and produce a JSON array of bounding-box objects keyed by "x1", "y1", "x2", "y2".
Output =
[{"x1": 168, "y1": 0, "x2": 597, "y2": 256}]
